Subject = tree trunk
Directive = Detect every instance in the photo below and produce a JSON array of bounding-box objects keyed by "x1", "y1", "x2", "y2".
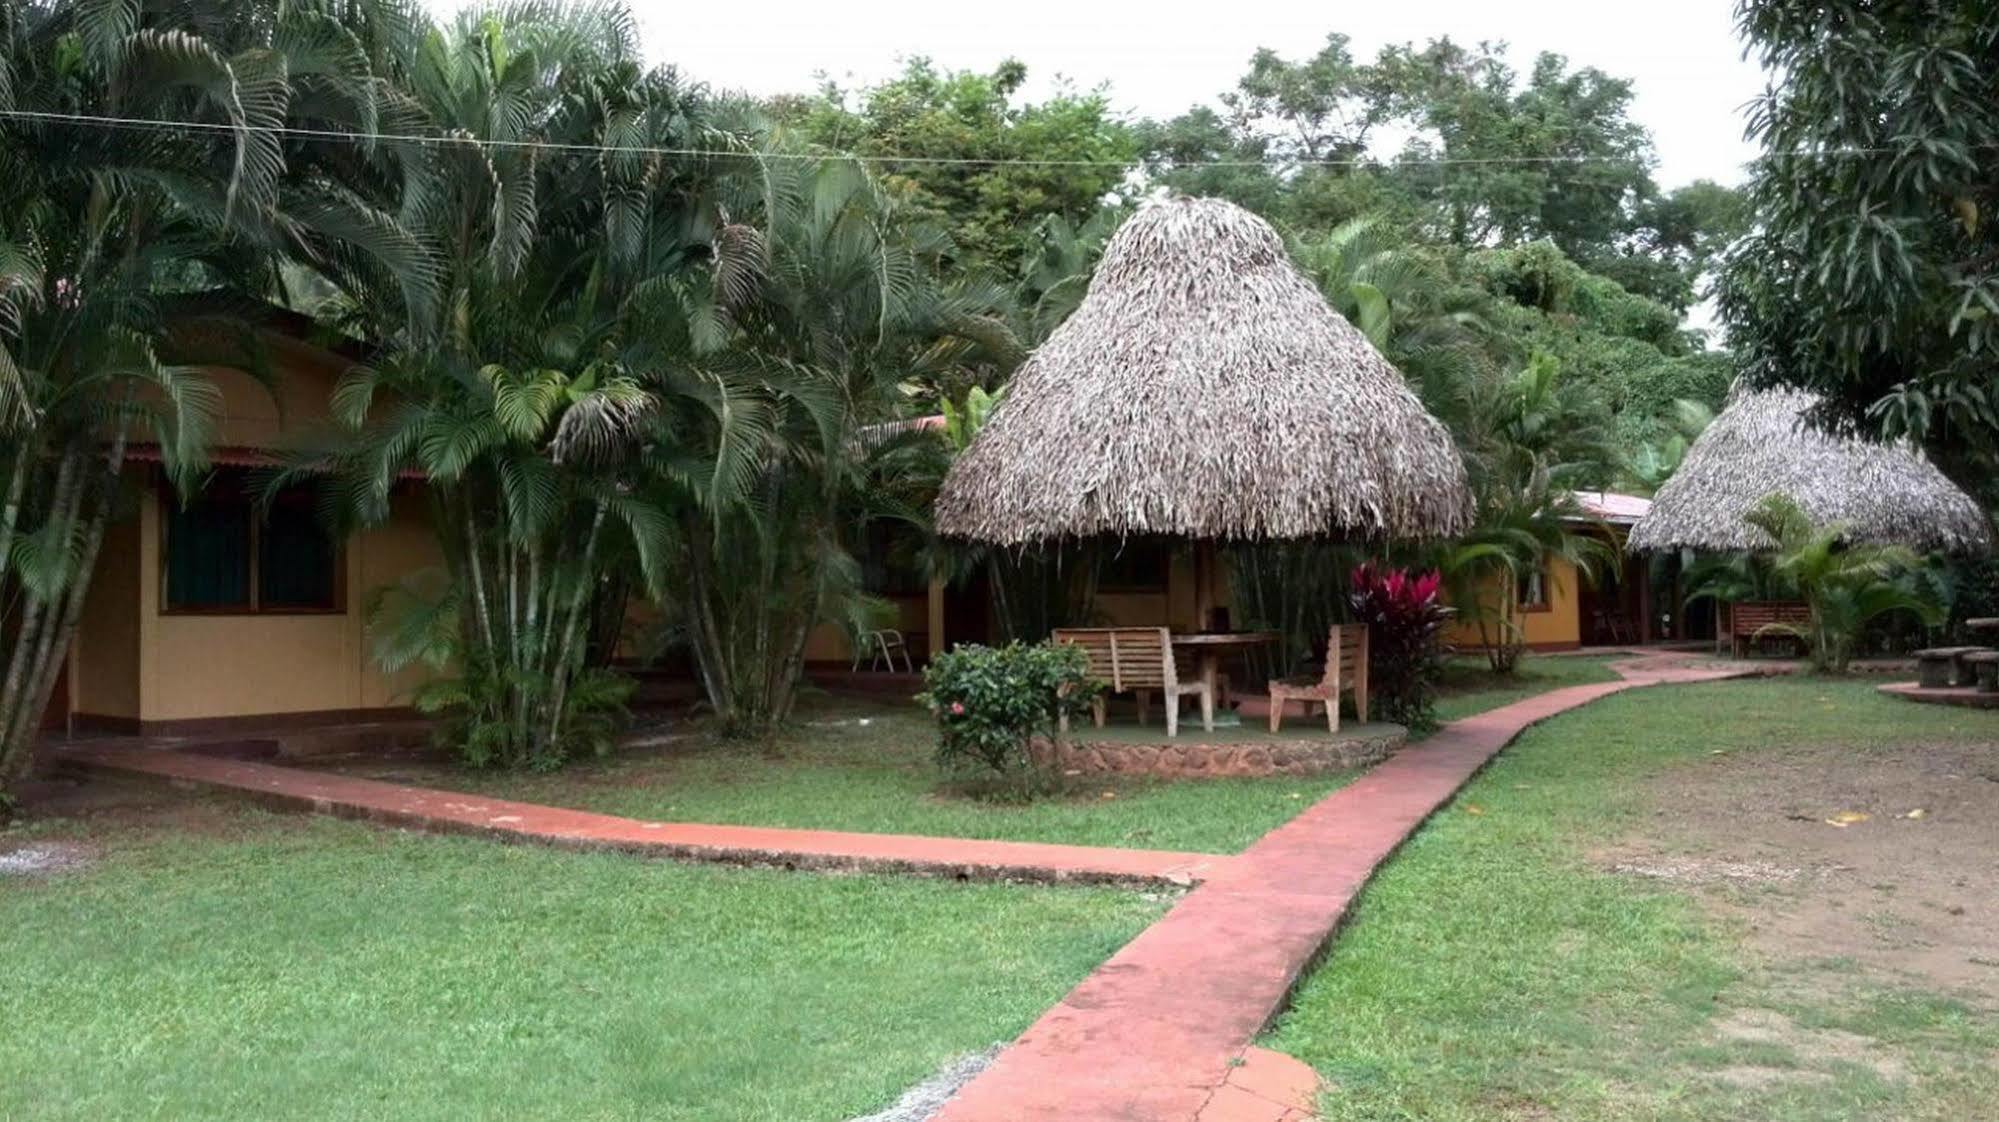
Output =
[
  {"x1": 4, "y1": 430, "x2": 126, "y2": 782},
  {"x1": 680, "y1": 513, "x2": 735, "y2": 722},
  {"x1": 0, "y1": 446, "x2": 80, "y2": 770},
  {"x1": 543, "y1": 502, "x2": 607, "y2": 753},
  {"x1": 460, "y1": 500, "x2": 497, "y2": 656},
  {"x1": 0, "y1": 437, "x2": 34, "y2": 587}
]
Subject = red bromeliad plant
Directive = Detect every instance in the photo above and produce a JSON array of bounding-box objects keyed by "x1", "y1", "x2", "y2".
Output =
[{"x1": 1349, "y1": 564, "x2": 1453, "y2": 732}]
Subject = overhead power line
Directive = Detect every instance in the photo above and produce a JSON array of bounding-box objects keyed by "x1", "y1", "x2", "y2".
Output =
[{"x1": 0, "y1": 106, "x2": 1978, "y2": 170}]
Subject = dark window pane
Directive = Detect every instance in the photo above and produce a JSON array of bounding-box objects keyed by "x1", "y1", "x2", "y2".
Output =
[
  {"x1": 165, "y1": 495, "x2": 251, "y2": 609},
  {"x1": 259, "y1": 497, "x2": 337, "y2": 609}
]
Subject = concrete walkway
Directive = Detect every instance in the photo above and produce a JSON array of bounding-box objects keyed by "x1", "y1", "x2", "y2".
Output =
[
  {"x1": 57, "y1": 745, "x2": 1225, "y2": 887},
  {"x1": 933, "y1": 654, "x2": 1750, "y2": 1122}
]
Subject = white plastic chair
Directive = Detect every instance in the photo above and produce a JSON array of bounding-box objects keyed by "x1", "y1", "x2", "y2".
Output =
[{"x1": 852, "y1": 628, "x2": 913, "y2": 673}]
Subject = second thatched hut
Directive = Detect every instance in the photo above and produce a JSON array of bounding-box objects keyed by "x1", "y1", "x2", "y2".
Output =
[
  {"x1": 1628, "y1": 388, "x2": 1990, "y2": 554},
  {"x1": 934, "y1": 195, "x2": 1471, "y2": 545}
]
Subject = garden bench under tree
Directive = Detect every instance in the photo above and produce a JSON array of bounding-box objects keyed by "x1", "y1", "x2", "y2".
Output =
[{"x1": 1052, "y1": 628, "x2": 1213, "y2": 737}]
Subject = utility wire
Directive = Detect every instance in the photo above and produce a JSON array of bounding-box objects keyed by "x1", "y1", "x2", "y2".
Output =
[{"x1": 0, "y1": 106, "x2": 1978, "y2": 170}]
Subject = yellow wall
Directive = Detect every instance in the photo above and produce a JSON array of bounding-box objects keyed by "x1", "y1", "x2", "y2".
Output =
[
  {"x1": 1443, "y1": 555, "x2": 1583, "y2": 651},
  {"x1": 124, "y1": 487, "x2": 443, "y2": 722},
  {"x1": 72, "y1": 517, "x2": 143, "y2": 719},
  {"x1": 67, "y1": 329, "x2": 448, "y2": 726}
]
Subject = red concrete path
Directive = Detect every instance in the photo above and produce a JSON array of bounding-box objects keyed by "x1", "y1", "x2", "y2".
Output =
[
  {"x1": 58, "y1": 746, "x2": 1224, "y2": 887},
  {"x1": 935, "y1": 655, "x2": 1751, "y2": 1122}
]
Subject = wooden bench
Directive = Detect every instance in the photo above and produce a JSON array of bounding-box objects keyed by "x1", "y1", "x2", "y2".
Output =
[
  {"x1": 1913, "y1": 646, "x2": 1988, "y2": 689},
  {"x1": 1728, "y1": 601, "x2": 1812, "y2": 658},
  {"x1": 1266, "y1": 624, "x2": 1369, "y2": 734},
  {"x1": 1052, "y1": 627, "x2": 1213, "y2": 737}
]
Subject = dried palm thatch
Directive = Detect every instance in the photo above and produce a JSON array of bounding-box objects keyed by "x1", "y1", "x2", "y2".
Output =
[
  {"x1": 935, "y1": 196, "x2": 1472, "y2": 544},
  {"x1": 1629, "y1": 388, "x2": 1990, "y2": 553}
]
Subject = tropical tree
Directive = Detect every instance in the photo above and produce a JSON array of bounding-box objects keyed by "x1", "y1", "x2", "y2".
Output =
[
  {"x1": 1625, "y1": 398, "x2": 1716, "y2": 493},
  {"x1": 0, "y1": 0, "x2": 386, "y2": 797},
  {"x1": 301, "y1": 2, "x2": 727, "y2": 768},
  {"x1": 1740, "y1": 494, "x2": 1942, "y2": 672},
  {"x1": 1438, "y1": 479, "x2": 1613, "y2": 673},
  {"x1": 776, "y1": 58, "x2": 1139, "y2": 267},
  {"x1": 655, "y1": 157, "x2": 1006, "y2": 736},
  {"x1": 1437, "y1": 354, "x2": 1618, "y2": 672},
  {"x1": 1292, "y1": 215, "x2": 1497, "y2": 434},
  {"x1": 1723, "y1": 1, "x2": 1999, "y2": 487}
]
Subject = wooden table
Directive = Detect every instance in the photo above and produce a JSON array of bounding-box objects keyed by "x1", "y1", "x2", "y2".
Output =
[
  {"x1": 1171, "y1": 631, "x2": 1282, "y2": 707},
  {"x1": 1967, "y1": 618, "x2": 1999, "y2": 635}
]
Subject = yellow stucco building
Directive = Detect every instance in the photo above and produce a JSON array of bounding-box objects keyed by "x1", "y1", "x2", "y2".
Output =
[{"x1": 60, "y1": 323, "x2": 443, "y2": 735}]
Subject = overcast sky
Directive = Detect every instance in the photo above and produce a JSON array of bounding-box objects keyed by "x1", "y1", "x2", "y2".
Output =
[{"x1": 554, "y1": 0, "x2": 1768, "y2": 189}]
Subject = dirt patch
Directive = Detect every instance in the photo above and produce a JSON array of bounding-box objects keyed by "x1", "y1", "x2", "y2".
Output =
[
  {"x1": 1606, "y1": 738, "x2": 1999, "y2": 1003},
  {"x1": 6, "y1": 773, "x2": 274, "y2": 842},
  {"x1": 1709, "y1": 1007, "x2": 1907, "y2": 1086}
]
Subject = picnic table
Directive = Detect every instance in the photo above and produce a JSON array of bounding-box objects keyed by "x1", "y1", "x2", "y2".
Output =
[
  {"x1": 1967, "y1": 618, "x2": 1999, "y2": 636},
  {"x1": 1170, "y1": 631, "x2": 1282, "y2": 709}
]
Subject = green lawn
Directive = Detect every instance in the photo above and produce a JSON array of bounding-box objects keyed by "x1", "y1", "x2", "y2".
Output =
[
  {"x1": 320, "y1": 703, "x2": 1358, "y2": 854},
  {"x1": 1431, "y1": 653, "x2": 1624, "y2": 723},
  {"x1": 309, "y1": 659, "x2": 1610, "y2": 856},
  {"x1": 1263, "y1": 676, "x2": 1999, "y2": 1121},
  {"x1": 0, "y1": 809, "x2": 1163, "y2": 1121}
]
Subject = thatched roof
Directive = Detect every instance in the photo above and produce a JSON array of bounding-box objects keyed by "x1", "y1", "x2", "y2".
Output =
[
  {"x1": 935, "y1": 196, "x2": 1471, "y2": 544},
  {"x1": 1629, "y1": 388, "x2": 1991, "y2": 553}
]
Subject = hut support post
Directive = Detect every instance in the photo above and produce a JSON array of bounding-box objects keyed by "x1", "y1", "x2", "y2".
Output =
[
  {"x1": 1638, "y1": 561, "x2": 1654, "y2": 645},
  {"x1": 1194, "y1": 540, "x2": 1216, "y2": 632}
]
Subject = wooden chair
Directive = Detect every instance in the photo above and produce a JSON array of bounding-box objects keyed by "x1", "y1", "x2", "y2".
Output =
[
  {"x1": 1051, "y1": 627, "x2": 1213, "y2": 737},
  {"x1": 1267, "y1": 624, "x2": 1369, "y2": 733}
]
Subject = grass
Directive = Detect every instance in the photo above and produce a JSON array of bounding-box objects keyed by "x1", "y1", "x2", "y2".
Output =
[
  {"x1": 0, "y1": 810, "x2": 1164, "y2": 1121},
  {"x1": 309, "y1": 657, "x2": 1606, "y2": 856},
  {"x1": 1262, "y1": 676, "x2": 1999, "y2": 1121},
  {"x1": 1431, "y1": 653, "x2": 1624, "y2": 723},
  {"x1": 321, "y1": 703, "x2": 1358, "y2": 854}
]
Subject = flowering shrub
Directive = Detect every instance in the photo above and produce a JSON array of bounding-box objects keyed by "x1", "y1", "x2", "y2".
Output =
[
  {"x1": 1349, "y1": 564, "x2": 1452, "y2": 732},
  {"x1": 919, "y1": 641, "x2": 1100, "y2": 785}
]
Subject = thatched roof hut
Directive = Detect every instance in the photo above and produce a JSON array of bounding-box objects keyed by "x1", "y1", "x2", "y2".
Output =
[
  {"x1": 1629, "y1": 388, "x2": 1990, "y2": 553},
  {"x1": 935, "y1": 196, "x2": 1472, "y2": 544}
]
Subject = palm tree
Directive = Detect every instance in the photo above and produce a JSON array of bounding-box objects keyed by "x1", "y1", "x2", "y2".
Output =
[
  {"x1": 1436, "y1": 354, "x2": 1619, "y2": 672},
  {"x1": 651, "y1": 156, "x2": 994, "y2": 735},
  {"x1": 302, "y1": 3, "x2": 734, "y2": 767},
  {"x1": 1741, "y1": 494, "x2": 1941, "y2": 672},
  {"x1": 1625, "y1": 399, "x2": 1715, "y2": 493},
  {"x1": 1292, "y1": 215, "x2": 1499, "y2": 436},
  {"x1": 0, "y1": 0, "x2": 391, "y2": 795}
]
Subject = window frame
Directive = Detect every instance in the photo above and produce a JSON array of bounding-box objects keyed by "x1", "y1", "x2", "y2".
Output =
[{"x1": 157, "y1": 472, "x2": 347, "y2": 617}]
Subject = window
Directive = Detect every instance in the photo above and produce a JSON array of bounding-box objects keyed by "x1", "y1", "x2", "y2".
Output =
[
  {"x1": 163, "y1": 473, "x2": 341, "y2": 613},
  {"x1": 1098, "y1": 539, "x2": 1170, "y2": 593},
  {"x1": 1517, "y1": 562, "x2": 1550, "y2": 612}
]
